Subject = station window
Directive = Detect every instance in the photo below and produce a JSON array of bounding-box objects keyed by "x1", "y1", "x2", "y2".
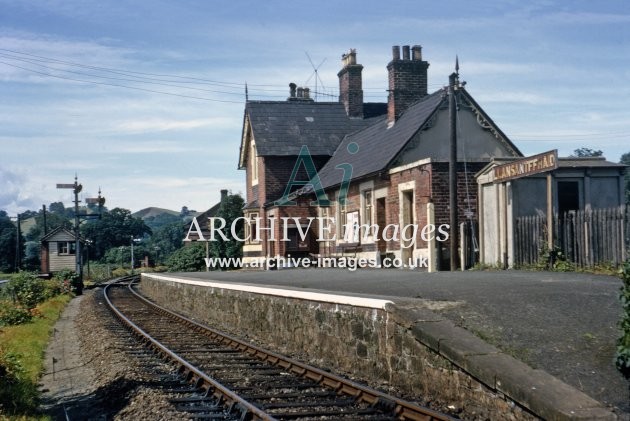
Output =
[
  {"x1": 58, "y1": 241, "x2": 76, "y2": 255},
  {"x1": 362, "y1": 190, "x2": 373, "y2": 227},
  {"x1": 247, "y1": 212, "x2": 259, "y2": 243},
  {"x1": 251, "y1": 142, "x2": 258, "y2": 184}
]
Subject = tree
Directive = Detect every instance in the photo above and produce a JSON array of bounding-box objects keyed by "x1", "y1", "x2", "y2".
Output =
[
  {"x1": 0, "y1": 211, "x2": 20, "y2": 273},
  {"x1": 620, "y1": 152, "x2": 630, "y2": 204},
  {"x1": 572, "y1": 147, "x2": 603, "y2": 157},
  {"x1": 166, "y1": 242, "x2": 207, "y2": 272},
  {"x1": 210, "y1": 192, "x2": 245, "y2": 267},
  {"x1": 80, "y1": 207, "x2": 151, "y2": 260},
  {"x1": 147, "y1": 221, "x2": 184, "y2": 264},
  {"x1": 25, "y1": 210, "x2": 71, "y2": 242}
]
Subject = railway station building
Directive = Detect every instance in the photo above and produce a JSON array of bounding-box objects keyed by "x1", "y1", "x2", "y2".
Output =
[{"x1": 237, "y1": 45, "x2": 524, "y2": 269}]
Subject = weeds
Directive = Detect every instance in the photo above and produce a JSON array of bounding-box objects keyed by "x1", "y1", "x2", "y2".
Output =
[{"x1": 615, "y1": 260, "x2": 630, "y2": 382}]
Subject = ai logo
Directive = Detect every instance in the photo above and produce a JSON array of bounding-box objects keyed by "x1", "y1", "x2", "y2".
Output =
[{"x1": 274, "y1": 142, "x2": 359, "y2": 206}]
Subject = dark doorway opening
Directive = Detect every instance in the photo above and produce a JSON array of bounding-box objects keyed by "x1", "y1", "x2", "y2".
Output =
[{"x1": 558, "y1": 181, "x2": 580, "y2": 215}]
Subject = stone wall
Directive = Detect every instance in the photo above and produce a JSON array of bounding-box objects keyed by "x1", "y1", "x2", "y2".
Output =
[{"x1": 140, "y1": 276, "x2": 542, "y2": 420}]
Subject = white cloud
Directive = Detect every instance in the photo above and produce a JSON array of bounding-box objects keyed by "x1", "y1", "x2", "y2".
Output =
[{"x1": 114, "y1": 117, "x2": 234, "y2": 134}]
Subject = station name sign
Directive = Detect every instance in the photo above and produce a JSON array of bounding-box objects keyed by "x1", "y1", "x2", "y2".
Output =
[{"x1": 493, "y1": 149, "x2": 558, "y2": 183}]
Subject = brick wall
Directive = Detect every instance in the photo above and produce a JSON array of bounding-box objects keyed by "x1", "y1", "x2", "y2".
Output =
[
  {"x1": 387, "y1": 45, "x2": 429, "y2": 122},
  {"x1": 338, "y1": 63, "x2": 364, "y2": 118},
  {"x1": 263, "y1": 156, "x2": 329, "y2": 205},
  {"x1": 430, "y1": 162, "x2": 485, "y2": 227}
]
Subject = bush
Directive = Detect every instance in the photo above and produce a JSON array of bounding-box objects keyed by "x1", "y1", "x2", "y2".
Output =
[
  {"x1": 5, "y1": 273, "x2": 46, "y2": 310},
  {"x1": 52, "y1": 269, "x2": 81, "y2": 293},
  {"x1": 0, "y1": 301, "x2": 32, "y2": 326},
  {"x1": 616, "y1": 260, "x2": 630, "y2": 380},
  {"x1": 0, "y1": 350, "x2": 39, "y2": 414},
  {"x1": 111, "y1": 267, "x2": 131, "y2": 278},
  {"x1": 166, "y1": 242, "x2": 207, "y2": 272}
]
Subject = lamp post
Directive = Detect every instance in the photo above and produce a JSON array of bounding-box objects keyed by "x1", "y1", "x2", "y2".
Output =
[
  {"x1": 84, "y1": 239, "x2": 93, "y2": 279},
  {"x1": 130, "y1": 237, "x2": 141, "y2": 274},
  {"x1": 8, "y1": 215, "x2": 22, "y2": 272}
]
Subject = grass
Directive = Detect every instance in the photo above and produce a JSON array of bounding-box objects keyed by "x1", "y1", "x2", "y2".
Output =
[{"x1": 0, "y1": 294, "x2": 71, "y2": 420}]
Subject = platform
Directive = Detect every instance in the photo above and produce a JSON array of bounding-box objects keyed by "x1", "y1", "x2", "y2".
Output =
[{"x1": 141, "y1": 269, "x2": 626, "y2": 420}]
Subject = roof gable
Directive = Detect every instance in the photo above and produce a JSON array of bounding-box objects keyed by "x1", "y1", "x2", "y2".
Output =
[
  {"x1": 41, "y1": 226, "x2": 78, "y2": 243},
  {"x1": 317, "y1": 90, "x2": 445, "y2": 188},
  {"x1": 316, "y1": 87, "x2": 523, "y2": 189}
]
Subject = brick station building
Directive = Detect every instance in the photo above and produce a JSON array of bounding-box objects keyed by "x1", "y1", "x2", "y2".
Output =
[{"x1": 238, "y1": 44, "x2": 522, "y2": 269}]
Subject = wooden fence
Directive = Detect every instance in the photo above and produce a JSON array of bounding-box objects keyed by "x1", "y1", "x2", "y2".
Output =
[{"x1": 515, "y1": 205, "x2": 629, "y2": 268}]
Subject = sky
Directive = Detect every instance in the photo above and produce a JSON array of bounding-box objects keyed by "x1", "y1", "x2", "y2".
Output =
[{"x1": 1, "y1": 0, "x2": 629, "y2": 216}]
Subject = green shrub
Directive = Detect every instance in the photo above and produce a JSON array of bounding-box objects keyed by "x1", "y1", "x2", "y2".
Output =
[
  {"x1": 111, "y1": 267, "x2": 131, "y2": 278},
  {"x1": 616, "y1": 260, "x2": 630, "y2": 380},
  {"x1": 0, "y1": 350, "x2": 39, "y2": 414},
  {"x1": 166, "y1": 242, "x2": 207, "y2": 272},
  {"x1": 0, "y1": 301, "x2": 33, "y2": 326},
  {"x1": 5, "y1": 273, "x2": 46, "y2": 309},
  {"x1": 52, "y1": 269, "x2": 81, "y2": 293}
]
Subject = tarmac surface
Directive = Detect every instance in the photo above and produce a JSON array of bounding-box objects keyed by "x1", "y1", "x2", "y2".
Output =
[{"x1": 171, "y1": 268, "x2": 628, "y2": 415}]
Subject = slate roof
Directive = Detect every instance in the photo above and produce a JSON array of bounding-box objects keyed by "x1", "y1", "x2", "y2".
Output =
[
  {"x1": 316, "y1": 90, "x2": 446, "y2": 189},
  {"x1": 243, "y1": 101, "x2": 384, "y2": 159}
]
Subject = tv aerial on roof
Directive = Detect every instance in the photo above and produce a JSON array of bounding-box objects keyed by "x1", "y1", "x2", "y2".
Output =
[{"x1": 304, "y1": 52, "x2": 327, "y2": 102}]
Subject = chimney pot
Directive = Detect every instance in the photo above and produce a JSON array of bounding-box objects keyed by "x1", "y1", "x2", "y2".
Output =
[
  {"x1": 412, "y1": 45, "x2": 422, "y2": 60},
  {"x1": 387, "y1": 43, "x2": 430, "y2": 123},
  {"x1": 338, "y1": 48, "x2": 364, "y2": 118},
  {"x1": 297, "y1": 87, "x2": 304, "y2": 98},
  {"x1": 392, "y1": 45, "x2": 400, "y2": 61},
  {"x1": 304, "y1": 88, "x2": 310, "y2": 99},
  {"x1": 402, "y1": 45, "x2": 410, "y2": 60},
  {"x1": 289, "y1": 82, "x2": 297, "y2": 98},
  {"x1": 342, "y1": 49, "x2": 357, "y2": 67}
]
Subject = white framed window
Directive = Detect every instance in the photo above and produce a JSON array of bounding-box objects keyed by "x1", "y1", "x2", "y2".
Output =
[
  {"x1": 251, "y1": 141, "x2": 258, "y2": 185},
  {"x1": 337, "y1": 197, "x2": 347, "y2": 241},
  {"x1": 58, "y1": 241, "x2": 76, "y2": 255},
  {"x1": 362, "y1": 190, "x2": 373, "y2": 227},
  {"x1": 246, "y1": 212, "x2": 259, "y2": 243}
]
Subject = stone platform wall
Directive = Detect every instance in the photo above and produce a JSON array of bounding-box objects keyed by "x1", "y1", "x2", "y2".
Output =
[{"x1": 140, "y1": 275, "x2": 614, "y2": 421}]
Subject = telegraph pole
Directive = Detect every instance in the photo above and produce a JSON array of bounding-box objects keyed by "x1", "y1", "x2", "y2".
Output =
[
  {"x1": 449, "y1": 68, "x2": 459, "y2": 271},
  {"x1": 16, "y1": 214, "x2": 22, "y2": 271}
]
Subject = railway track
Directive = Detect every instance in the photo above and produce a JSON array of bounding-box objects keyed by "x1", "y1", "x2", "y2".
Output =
[{"x1": 104, "y1": 276, "x2": 454, "y2": 420}]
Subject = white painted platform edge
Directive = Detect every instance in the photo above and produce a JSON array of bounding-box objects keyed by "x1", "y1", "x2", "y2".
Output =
[{"x1": 142, "y1": 273, "x2": 394, "y2": 309}]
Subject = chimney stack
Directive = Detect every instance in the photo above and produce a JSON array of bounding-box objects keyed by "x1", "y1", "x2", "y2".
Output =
[
  {"x1": 220, "y1": 189, "x2": 228, "y2": 202},
  {"x1": 337, "y1": 48, "x2": 364, "y2": 118},
  {"x1": 288, "y1": 82, "x2": 314, "y2": 102},
  {"x1": 387, "y1": 44, "x2": 430, "y2": 124}
]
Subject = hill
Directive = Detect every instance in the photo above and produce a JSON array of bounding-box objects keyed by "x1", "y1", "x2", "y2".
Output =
[{"x1": 132, "y1": 207, "x2": 180, "y2": 220}]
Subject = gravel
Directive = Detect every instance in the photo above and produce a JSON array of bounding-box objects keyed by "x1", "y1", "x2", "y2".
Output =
[{"x1": 40, "y1": 288, "x2": 193, "y2": 420}]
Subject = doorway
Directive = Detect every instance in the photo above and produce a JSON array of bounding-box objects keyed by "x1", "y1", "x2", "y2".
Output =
[
  {"x1": 401, "y1": 190, "x2": 414, "y2": 263},
  {"x1": 376, "y1": 198, "x2": 386, "y2": 254},
  {"x1": 558, "y1": 181, "x2": 580, "y2": 215}
]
